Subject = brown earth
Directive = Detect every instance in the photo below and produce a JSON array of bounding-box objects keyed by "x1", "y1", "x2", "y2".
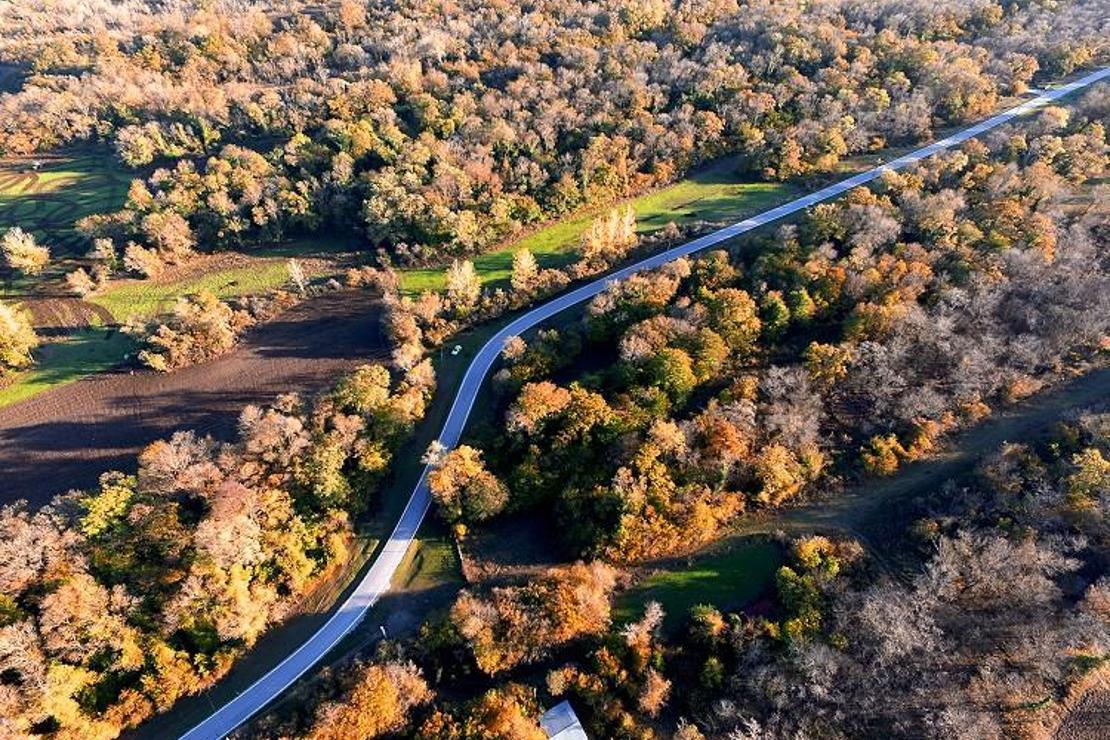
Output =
[
  {"x1": 1054, "y1": 687, "x2": 1110, "y2": 740},
  {"x1": 19, "y1": 296, "x2": 113, "y2": 331},
  {"x1": 0, "y1": 289, "x2": 387, "y2": 508}
]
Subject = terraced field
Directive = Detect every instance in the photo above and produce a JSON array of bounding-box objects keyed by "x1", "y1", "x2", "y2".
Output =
[{"x1": 0, "y1": 152, "x2": 131, "y2": 255}]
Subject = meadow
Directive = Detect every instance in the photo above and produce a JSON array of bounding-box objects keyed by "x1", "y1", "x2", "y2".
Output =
[{"x1": 0, "y1": 152, "x2": 131, "y2": 255}]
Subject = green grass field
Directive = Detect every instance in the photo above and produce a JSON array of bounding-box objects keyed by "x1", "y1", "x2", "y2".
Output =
[
  {"x1": 90, "y1": 260, "x2": 297, "y2": 322},
  {"x1": 396, "y1": 532, "x2": 462, "y2": 591},
  {"x1": 0, "y1": 327, "x2": 135, "y2": 407},
  {"x1": 398, "y1": 157, "x2": 793, "y2": 293},
  {"x1": 614, "y1": 538, "x2": 783, "y2": 630}
]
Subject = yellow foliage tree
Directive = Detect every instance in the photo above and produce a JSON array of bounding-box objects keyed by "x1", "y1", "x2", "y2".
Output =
[{"x1": 309, "y1": 661, "x2": 432, "y2": 740}]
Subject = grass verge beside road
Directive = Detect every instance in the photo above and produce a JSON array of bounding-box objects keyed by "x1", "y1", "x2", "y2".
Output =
[{"x1": 398, "y1": 157, "x2": 794, "y2": 293}]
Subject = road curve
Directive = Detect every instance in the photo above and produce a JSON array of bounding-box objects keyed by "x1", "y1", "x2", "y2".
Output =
[{"x1": 180, "y1": 66, "x2": 1110, "y2": 740}]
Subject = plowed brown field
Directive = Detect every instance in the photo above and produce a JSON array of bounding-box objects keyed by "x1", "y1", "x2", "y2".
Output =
[{"x1": 0, "y1": 290, "x2": 386, "y2": 508}]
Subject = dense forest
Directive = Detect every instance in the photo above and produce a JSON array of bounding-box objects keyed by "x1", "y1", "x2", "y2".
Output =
[
  {"x1": 238, "y1": 83, "x2": 1110, "y2": 740},
  {"x1": 430, "y1": 90, "x2": 1110, "y2": 562},
  {"x1": 2, "y1": 0, "x2": 1108, "y2": 279},
  {"x1": 257, "y1": 408, "x2": 1110, "y2": 738}
]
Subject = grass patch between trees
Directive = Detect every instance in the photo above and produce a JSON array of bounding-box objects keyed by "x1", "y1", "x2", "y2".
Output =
[
  {"x1": 0, "y1": 327, "x2": 135, "y2": 407},
  {"x1": 90, "y1": 260, "x2": 297, "y2": 322},
  {"x1": 398, "y1": 157, "x2": 794, "y2": 294},
  {"x1": 614, "y1": 538, "x2": 783, "y2": 631}
]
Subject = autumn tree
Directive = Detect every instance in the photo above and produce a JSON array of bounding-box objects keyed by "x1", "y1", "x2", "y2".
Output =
[
  {"x1": 580, "y1": 206, "x2": 637, "y2": 265},
  {"x1": 1, "y1": 227, "x2": 49, "y2": 277},
  {"x1": 445, "y1": 259, "x2": 480, "y2": 313},
  {"x1": 418, "y1": 685, "x2": 546, "y2": 740},
  {"x1": 138, "y1": 290, "x2": 251, "y2": 371},
  {"x1": 308, "y1": 661, "x2": 432, "y2": 740},
  {"x1": 0, "y1": 302, "x2": 38, "y2": 371},
  {"x1": 333, "y1": 364, "x2": 392, "y2": 414},
  {"x1": 428, "y1": 445, "x2": 509, "y2": 524},
  {"x1": 64, "y1": 268, "x2": 97, "y2": 296},
  {"x1": 451, "y1": 561, "x2": 616, "y2": 674},
  {"x1": 511, "y1": 248, "x2": 539, "y2": 296}
]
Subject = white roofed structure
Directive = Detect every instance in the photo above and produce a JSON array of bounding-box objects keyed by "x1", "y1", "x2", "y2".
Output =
[{"x1": 540, "y1": 700, "x2": 588, "y2": 739}]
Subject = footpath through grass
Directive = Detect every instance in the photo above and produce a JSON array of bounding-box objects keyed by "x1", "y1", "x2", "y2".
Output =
[{"x1": 399, "y1": 156, "x2": 793, "y2": 293}]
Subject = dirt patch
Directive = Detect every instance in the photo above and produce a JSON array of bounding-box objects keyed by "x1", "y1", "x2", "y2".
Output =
[
  {"x1": 0, "y1": 290, "x2": 387, "y2": 508},
  {"x1": 19, "y1": 297, "x2": 113, "y2": 331},
  {"x1": 462, "y1": 511, "x2": 566, "y2": 585},
  {"x1": 1054, "y1": 685, "x2": 1110, "y2": 739}
]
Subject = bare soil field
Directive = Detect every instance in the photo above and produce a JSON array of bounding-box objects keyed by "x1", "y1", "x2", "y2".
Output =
[
  {"x1": 0, "y1": 289, "x2": 386, "y2": 508},
  {"x1": 1055, "y1": 685, "x2": 1110, "y2": 739}
]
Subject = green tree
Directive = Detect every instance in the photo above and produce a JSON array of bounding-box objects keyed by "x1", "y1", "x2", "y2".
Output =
[
  {"x1": 706, "y1": 288, "x2": 761, "y2": 354},
  {"x1": 646, "y1": 347, "x2": 697, "y2": 401},
  {"x1": 759, "y1": 291, "x2": 790, "y2": 339}
]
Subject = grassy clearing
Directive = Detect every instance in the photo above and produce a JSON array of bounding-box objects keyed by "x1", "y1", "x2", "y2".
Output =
[
  {"x1": 398, "y1": 157, "x2": 793, "y2": 293},
  {"x1": 396, "y1": 530, "x2": 463, "y2": 592},
  {"x1": 0, "y1": 328, "x2": 135, "y2": 407},
  {"x1": 90, "y1": 260, "x2": 296, "y2": 322},
  {"x1": 614, "y1": 538, "x2": 783, "y2": 630}
]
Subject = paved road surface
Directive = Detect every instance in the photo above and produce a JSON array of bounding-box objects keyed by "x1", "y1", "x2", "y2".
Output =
[{"x1": 180, "y1": 66, "x2": 1110, "y2": 740}]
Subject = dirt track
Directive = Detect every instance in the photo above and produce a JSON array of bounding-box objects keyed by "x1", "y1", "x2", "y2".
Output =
[{"x1": 0, "y1": 290, "x2": 386, "y2": 508}]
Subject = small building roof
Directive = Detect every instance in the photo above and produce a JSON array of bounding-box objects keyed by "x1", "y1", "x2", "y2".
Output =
[{"x1": 539, "y1": 700, "x2": 588, "y2": 740}]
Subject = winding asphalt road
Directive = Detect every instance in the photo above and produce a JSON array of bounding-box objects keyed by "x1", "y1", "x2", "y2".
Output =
[{"x1": 180, "y1": 66, "x2": 1110, "y2": 740}]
